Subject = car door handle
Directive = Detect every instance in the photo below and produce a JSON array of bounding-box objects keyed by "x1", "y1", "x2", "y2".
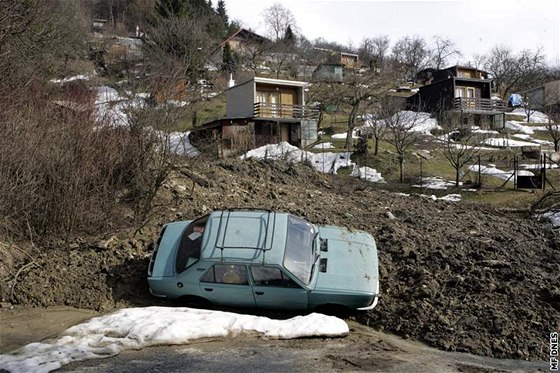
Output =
[
  {"x1": 255, "y1": 291, "x2": 264, "y2": 295},
  {"x1": 203, "y1": 288, "x2": 213, "y2": 292}
]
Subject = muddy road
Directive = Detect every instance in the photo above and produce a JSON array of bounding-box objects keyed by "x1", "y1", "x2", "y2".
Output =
[{"x1": 0, "y1": 307, "x2": 548, "y2": 373}]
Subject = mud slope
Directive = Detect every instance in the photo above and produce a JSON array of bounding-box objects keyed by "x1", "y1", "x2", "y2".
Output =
[{"x1": 2, "y1": 158, "x2": 559, "y2": 361}]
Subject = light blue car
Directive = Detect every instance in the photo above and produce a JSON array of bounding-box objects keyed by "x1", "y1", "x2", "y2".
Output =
[{"x1": 147, "y1": 209, "x2": 379, "y2": 311}]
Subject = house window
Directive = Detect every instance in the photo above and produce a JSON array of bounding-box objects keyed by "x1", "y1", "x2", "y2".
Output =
[
  {"x1": 256, "y1": 91, "x2": 280, "y2": 117},
  {"x1": 462, "y1": 117, "x2": 469, "y2": 126}
]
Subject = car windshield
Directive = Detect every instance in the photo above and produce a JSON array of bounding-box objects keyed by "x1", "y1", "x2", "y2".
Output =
[{"x1": 283, "y1": 215, "x2": 317, "y2": 284}]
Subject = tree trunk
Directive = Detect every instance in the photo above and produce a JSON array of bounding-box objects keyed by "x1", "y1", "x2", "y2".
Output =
[
  {"x1": 455, "y1": 167, "x2": 460, "y2": 187},
  {"x1": 374, "y1": 136, "x2": 379, "y2": 156},
  {"x1": 399, "y1": 156, "x2": 404, "y2": 183}
]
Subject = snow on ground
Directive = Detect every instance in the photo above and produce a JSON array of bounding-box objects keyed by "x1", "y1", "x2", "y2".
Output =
[
  {"x1": 49, "y1": 74, "x2": 93, "y2": 84},
  {"x1": 167, "y1": 131, "x2": 200, "y2": 157},
  {"x1": 395, "y1": 192, "x2": 462, "y2": 202},
  {"x1": 313, "y1": 142, "x2": 335, "y2": 149},
  {"x1": 94, "y1": 86, "x2": 144, "y2": 127},
  {"x1": 538, "y1": 210, "x2": 560, "y2": 229},
  {"x1": 242, "y1": 142, "x2": 385, "y2": 183},
  {"x1": 505, "y1": 121, "x2": 549, "y2": 135},
  {"x1": 412, "y1": 177, "x2": 460, "y2": 190},
  {"x1": 483, "y1": 137, "x2": 544, "y2": 148},
  {"x1": 331, "y1": 131, "x2": 359, "y2": 140},
  {"x1": 419, "y1": 193, "x2": 462, "y2": 202},
  {"x1": 0, "y1": 307, "x2": 348, "y2": 373},
  {"x1": 351, "y1": 166, "x2": 386, "y2": 183},
  {"x1": 508, "y1": 108, "x2": 549, "y2": 123},
  {"x1": 512, "y1": 134, "x2": 553, "y2": 146},
  {"x1": 92, "y1": 86, "x2": 199, "y2": 157},
  {"x1": 468, "y1": 164, "x2": 534, "y2": 181},
  {"x1": 360, "y1": 111, "x2": 440, "y2": 135}
]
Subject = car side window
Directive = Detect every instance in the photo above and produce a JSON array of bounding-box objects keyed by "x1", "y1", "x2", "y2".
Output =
[
  {"x1": 251, "y1": 266, "x2": 301, "y2": 288},
  {"x1": 176, "y1": 216, "x2": 208, "y2": 274},
  {"x1": 201, "y1": 264, "x2": 248, "y2": 285}
]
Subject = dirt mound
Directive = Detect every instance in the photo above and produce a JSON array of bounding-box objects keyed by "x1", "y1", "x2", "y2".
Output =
[{"x1": 1, "y1": 157, "x2": 558, "y2": 361}]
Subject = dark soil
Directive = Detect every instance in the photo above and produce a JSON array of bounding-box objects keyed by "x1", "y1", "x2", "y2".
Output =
[{"x1": 1, "y1": 157, "x2": 558, "y2": 361}]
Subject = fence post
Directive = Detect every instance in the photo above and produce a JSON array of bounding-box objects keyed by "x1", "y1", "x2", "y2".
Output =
[
  {"x1": 478, "y1": 155, "x2": 481, "y2": 188},
  {"x1": 542, "y1": 153, "x2": 546, "y2": 190},
  {"x1": 420, "y1": 158, "x2": 423, "y2": 188},
  {"x1": 513, "y1": 155, "x2": 519, "y2": 189}
]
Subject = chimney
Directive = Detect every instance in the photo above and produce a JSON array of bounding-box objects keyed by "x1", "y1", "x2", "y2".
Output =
[{"x1": 228, "y1": 73, "x2": 235, "y2": 88}]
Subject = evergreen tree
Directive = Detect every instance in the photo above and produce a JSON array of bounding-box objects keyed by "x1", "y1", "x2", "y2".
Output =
[
  {"x1": 221, "y1": 42, "x2": 236, "y2": 74},
  {"x1": 155, "y1": 0, "x2": 185, "y2": 18},
  {"x1": 283, "y1": 24, "x2": 296, "y2": 46},
  {"x1": 216, "y1": 0, "x2": 229, "y2": 28}
]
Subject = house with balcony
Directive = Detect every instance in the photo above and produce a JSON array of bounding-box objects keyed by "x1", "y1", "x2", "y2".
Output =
[
  {"x1": 409, "y1": 66, "x2": 508, "y2": 129},
  {"x1": 192, "y1": 77, "x2": 318, "y2": 157}
]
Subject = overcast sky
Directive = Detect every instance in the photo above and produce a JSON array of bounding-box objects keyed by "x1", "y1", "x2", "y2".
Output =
[{"x1": 224, "y1": 0, "x2": 560, "y2": 66}]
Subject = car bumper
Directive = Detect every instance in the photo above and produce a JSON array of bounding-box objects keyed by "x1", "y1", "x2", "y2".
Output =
[{"x1": 356, "y1": 294, "x2": 378, "y2": 310}]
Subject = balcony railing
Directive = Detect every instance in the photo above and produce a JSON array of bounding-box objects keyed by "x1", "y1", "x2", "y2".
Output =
[
  {"x1": 253, "y1": 102, "x2": 319, "y2": 120},
  {"x1": 452, "y1": 97, "x2": 507, "y2": 112}
]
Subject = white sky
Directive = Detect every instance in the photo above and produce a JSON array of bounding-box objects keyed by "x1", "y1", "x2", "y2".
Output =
[
  {"x1": 0, "y1": 307, "x2": 349, "y2": 373},
  {"x1": 225, "y1": 0, "x2": 560, "y2": 66}
]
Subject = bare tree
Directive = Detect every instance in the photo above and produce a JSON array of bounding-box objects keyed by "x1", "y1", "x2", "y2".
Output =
[
  {"x1": 382, "y1": 100, "x2": 425, "y2": 182},
  {"x1": 359, "y1": 35, "x2": 390, "y2": 71},
  {"x1": 262, "y1": 2, "x2": 297, "y2": 42},
  {"x1": 543, "y1": 90, "x2": 560, "y2": 152},
  {"x1": 363, "y1": 100, "x2": 387, "y2": 156},
  {"x1": 482, "y1": 45, "x2": 546, "y2": 98},
  {"x1": 430, "y1": 36, "x2": 461, "y2": 70},
  {"x1": 391, "y1": 35, "x2": 430, "y2": 82},
  {"x1": 437, "y1": 111, "x2": 484, "y2": 187}
]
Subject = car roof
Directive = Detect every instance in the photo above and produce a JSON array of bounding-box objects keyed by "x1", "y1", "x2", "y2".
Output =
[{"x1": 200, "y1": 210, "x2": 291, "y2": 265}]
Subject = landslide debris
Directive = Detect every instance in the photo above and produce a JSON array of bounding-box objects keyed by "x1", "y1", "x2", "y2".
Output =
[{"x1": 1, "y1": 157, "x2": 558, "y2": 361}]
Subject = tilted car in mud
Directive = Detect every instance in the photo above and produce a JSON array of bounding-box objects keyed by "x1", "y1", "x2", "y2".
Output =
[{"x1": 148, "y1": 209, "x2": 379, "y2": 311}]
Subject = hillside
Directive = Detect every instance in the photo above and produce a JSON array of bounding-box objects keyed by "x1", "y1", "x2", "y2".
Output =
[{"x1": 2, "y1": 157, "x2": 558, "y2": 361}]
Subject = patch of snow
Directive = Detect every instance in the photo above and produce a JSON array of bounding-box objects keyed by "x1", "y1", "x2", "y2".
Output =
[
  {"x1": 471, "y1": 126, "x2": 499, "y2": 135},
  {"x1": 538, "y1": 210, "x2": 560, "y2": 228},
  {"x1": 0, "y1": 307, "x2": 348, "y2": 373},
  {"x1": 164, "y1": 100, "x2": 189, "y2": 108},
  {"x1": 313, "y1": 142, "x2": 335, "y2": 149},
  {"x1": 483, "y1": 137, "x2": 543, "y2": 148},
  {"x1": 92, "y1": 86, "x2": 198, "y2": 157},
  {"x1": 509, "y1": 108, "x2": 549, "y2": 123},
  {"x1": 362, "y1": 111, "x2": 440, "y2": 135},
  {"x1": 241, "y1": 142, "x2": 385, "y2": 183},
  {"x1": 167, "y1": 131, "x2": 200, "y2": 157},
  {"x1": 468, "y1": 164, "x2": 511, "y2": 180},
  {"x1": 412, "y1": 177, "x2": 460, "y2": 190},
  {"x1": 351, "y1": 166, "x2": 386, "y2": 183},
  {"x1": 512, "y1": 134, "x2": 553, "y2": 146},
  {"x1": 50, "y1": 74, "x2": 93, "y2": 84},
  {"x1": 438, "y1": 194, "x2": 462, "y2": 202},
  {"x1": 331, "y1": 131, "x2": 359, "y2": 140},
  {"x1": 505, "y1": 120, "x2": 548, "y2": 134},
  {"x1": 418, "y1": 194, "x2": 462, "y2": 202}
]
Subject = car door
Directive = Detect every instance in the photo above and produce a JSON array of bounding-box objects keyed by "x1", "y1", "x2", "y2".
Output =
[
  {"x1": 250, "y1": 266, "x2": 309, "y2": 310},
  {"x1": 199, "y1": 264, "x2": 255, "y2": 308}
]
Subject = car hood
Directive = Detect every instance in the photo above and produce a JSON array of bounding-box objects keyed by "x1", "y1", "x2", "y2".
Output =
[{"x1": 313, "y1": 226, "x2": 379, "y2": 294}]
